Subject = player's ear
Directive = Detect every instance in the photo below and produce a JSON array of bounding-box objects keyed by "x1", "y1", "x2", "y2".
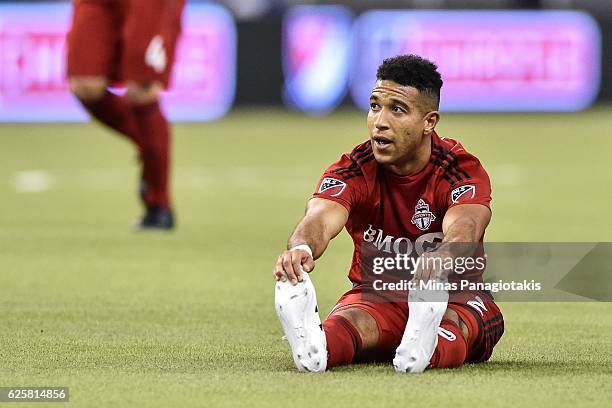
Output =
[{"x1": 423, "y1": 110, "x2": 440, "y2": 136}]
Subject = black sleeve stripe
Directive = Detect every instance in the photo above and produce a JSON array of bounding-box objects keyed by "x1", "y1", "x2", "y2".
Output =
[
  {"x1": 350, "y1": 144, "x2": 373, "y2": 163},
  {"x1": 432, "y1": 145, "x2": 472, "y2": 181},
  {"x1": 447, "y1": 150, "x2": 471, "y2": 180},
  {"x1": 430, "y1": 152, "x2": 463, "y2": 183},
  {"x1": 351, "y1": 142, "x2": 371, "y2": 156},
  {"x1": 342, "y1": 172, "x2": 363, "y2": 181},
  {"x1": 333, "y1": 150, "x2": 374, "y2": 176},
  {"x1": 433, "y1": 144, "x2": 472, "y2": 179},
  {"x1": 334, "y1": 169, "x2": 363, "y2": 179},
  {"x1": 441, "y1": 170, "x2": 457, "y2": 186},
  {"x1": 332, "y1": 155, "x2": 375, "y2": 180},
  {"x1": 333, "y1": 161, "x2": 360, "y2": 176},
  {"x1": 431, "y1": 158, "x2": 458, "y2": 186}
]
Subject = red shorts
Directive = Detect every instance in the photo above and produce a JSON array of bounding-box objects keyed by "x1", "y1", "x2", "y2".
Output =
[
  {"x1": 327, "y1": 285, "x2": 504, "y2": 364},
  {"x1": 66, "y1": 0, "x2": 185, "y2": 86}
]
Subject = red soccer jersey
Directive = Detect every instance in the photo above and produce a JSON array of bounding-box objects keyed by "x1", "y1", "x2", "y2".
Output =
[{"x1": 313, "y1": 131, "x2": 491, "y2": 297}]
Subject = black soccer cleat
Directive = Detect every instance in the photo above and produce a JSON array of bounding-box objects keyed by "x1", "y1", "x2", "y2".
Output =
[{"x1": 134, "y1": 206, "x2": 175, "y2": 231}]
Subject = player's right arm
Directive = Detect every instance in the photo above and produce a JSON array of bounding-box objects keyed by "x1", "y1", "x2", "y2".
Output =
[{"x1": 273, "y1": 198, "x2": 348, "y2": 285}]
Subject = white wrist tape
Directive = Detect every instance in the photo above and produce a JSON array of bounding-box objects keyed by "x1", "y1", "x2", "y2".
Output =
[{"x1": 290, "y1": 244, "x2": 313, "y2": 258}]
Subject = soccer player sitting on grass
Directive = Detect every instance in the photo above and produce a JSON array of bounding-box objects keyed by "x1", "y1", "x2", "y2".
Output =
[{"x1": 273, "y1": 55, "x2": 504, "y2": 373}]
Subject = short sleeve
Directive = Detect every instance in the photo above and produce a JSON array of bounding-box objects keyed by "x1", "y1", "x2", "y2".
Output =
[
  {"x1": 435, "y1": 156, "x2": 492, "y2": 211},
  {"x1": 312, "y1": 153, "x2": 368, "y2": 213}
]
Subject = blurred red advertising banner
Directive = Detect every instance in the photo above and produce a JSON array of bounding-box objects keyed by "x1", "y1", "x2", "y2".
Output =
[
  {"x1": 282, "y1": 5, "x2": 353, "y2": 115},
  {"x1": 350, "y1": 11, "x2": 601, "y2": 112},
  {"x1": 0, "y1": 3, "x2": 236, "y2": 122}
]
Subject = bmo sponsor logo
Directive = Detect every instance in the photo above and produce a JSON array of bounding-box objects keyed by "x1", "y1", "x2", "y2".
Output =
[{"x1": 363, "y1": 224, "x2": 443, "y2": 256}]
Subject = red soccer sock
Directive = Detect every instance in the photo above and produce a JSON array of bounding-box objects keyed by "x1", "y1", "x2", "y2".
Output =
[
  {"x1": 323, "y1": 315, "x2": 363, "y2": 368},
  {"x1": 132, "y1": 101, "x2": 171, "y2": 209},
  {"x1": 429, "y1": 319, "x2": 468, "y2": 369},
  {"x1": 81, "y1": 90, "x2": 142, "y2": 148}
]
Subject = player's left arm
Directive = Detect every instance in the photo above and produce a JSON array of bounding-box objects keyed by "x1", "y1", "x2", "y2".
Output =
[
  {"x1": 412, "y1": 203, "x2": 491, "y2": 283},
  {"x1": 441, "y1": 203, "x2": 491, "y2": 245}
]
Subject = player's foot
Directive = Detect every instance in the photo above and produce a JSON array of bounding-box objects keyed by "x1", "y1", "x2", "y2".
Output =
[
  {"x1": 134, "y1": 206, "x2": 175, "y2": 231},
  {"x1": 393, "y1": 288, "x2": 448, "y2": 373},
  {"x1": 274, "y1": 272, "x2": 327, "y2": 372}
]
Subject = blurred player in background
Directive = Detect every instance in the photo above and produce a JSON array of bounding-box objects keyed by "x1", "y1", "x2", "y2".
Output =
[
  {"x1": 66, "y1": 0, "x2": 186, "y2": 230},
  {"x1": 273, "y1": 55, "x2": 504, "y2": 373}
]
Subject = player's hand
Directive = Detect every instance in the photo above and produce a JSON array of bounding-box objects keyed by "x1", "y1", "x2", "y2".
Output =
[
  {"x1": 273, "y1": 249, "x2": 315, "y2": 285},
  {"x1": 410, "y1": 252, "x2": 449, "y2": 284}
]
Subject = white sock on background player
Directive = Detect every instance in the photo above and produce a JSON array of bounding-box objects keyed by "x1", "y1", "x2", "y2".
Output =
[
  {"x1": 275, "y1": 271, "x2": 327, "y2": 372},
  {"x1": 394, "y1": 287, "x2": 449, "y2": 373}
]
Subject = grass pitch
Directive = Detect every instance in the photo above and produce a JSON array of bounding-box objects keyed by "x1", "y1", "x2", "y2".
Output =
[{"x1": 0, "y1": 109, "x2": 611, "y2": 407}]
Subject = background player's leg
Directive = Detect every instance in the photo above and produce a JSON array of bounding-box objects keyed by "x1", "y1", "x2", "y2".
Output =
[
  {"x1": 120, "y1": 0, "x2": 185, "y2": 229},
  {"x1": 69, "y1": 78, "x2": 142, "y2": 147},
  {"x1": 125, "y1": 83, "x2": 174, "y2": 229},
  {"x1": 67, "y1": 0, "x2": 142, "y2": 147},
  {"x1": 126, "y1": 83, "x2": 171, "y2": 211}
]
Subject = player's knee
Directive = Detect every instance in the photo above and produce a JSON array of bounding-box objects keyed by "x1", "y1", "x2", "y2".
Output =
[
  {"x1": 125, "y1": 81, "x2": 161, "y2": 105},
  {"x1": 335, "y1": 308, "x2": 379, "y2": 349},
  {"x1": 69, "y1": 77, "x2": 107, "y2": 102},
  {"x1": 443, "y1": 307, "x2": 469, "y2": 341}
]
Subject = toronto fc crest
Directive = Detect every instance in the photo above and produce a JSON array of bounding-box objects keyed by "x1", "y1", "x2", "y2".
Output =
[{"x1": 411, "y1": 199, "x2": 436, "y2": 231}]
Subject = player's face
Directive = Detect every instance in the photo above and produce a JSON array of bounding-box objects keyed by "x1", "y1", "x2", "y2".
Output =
[{"x1": 367, "y1": 80, "x2": 439, "y2": 173}]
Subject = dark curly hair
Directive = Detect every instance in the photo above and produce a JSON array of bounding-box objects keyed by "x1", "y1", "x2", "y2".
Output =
[{"x1": 376, "y1": 55, "x2": 443, "y2": 111}]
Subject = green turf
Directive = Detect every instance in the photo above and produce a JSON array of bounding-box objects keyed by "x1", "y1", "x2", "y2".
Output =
[{"x1": 0, "y1": 108, "x2": 611, "y2": 407}]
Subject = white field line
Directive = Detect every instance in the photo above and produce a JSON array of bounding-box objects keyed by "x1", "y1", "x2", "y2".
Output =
[
  {"x1": 10, "y1": 166, "x2": 311, "y2": 195},
  {"x1": 11, "y1": 165, "x2": 519, "y2": 194},
  {"x1": 11, "y1": 170, "x2": 53, "y2": 193}
]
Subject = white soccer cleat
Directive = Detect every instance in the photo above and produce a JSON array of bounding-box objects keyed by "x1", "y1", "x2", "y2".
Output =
[
  {"x1": 393, "y1": 288, "x2": 449, "y2": 373},
  {"x1": 275, "y1": 272, "x2": 327, "y2": 372}
]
